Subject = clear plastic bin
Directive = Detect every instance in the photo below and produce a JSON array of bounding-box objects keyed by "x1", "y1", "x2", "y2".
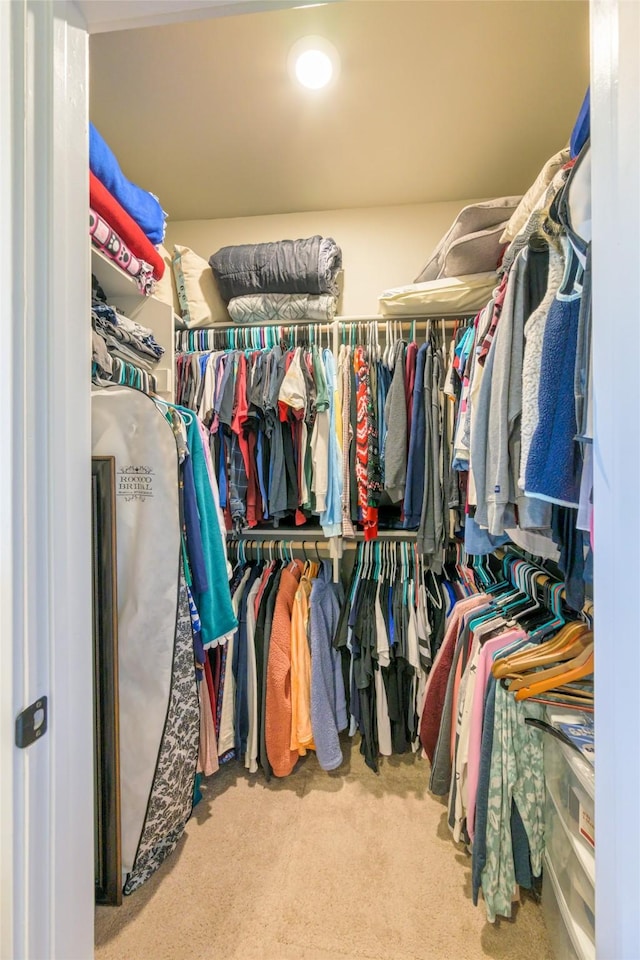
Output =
[
  {"x1": 545, "y1": 790, "x2": 595, "y2": 946},
  {"x1": 542, "y1": 853, "x2": 594, "y2": 960},
  {"x1": 543, "y1": 724, "x2": 595, "y2": 860}
]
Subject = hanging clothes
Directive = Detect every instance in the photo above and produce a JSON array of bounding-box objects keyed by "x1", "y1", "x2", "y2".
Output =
[
  {"x1": 417, "y1": 549, "x2": 593, "y2": 923},
  {"x1": 175, "y1": 336, "x2": 343, "y2": 537}
]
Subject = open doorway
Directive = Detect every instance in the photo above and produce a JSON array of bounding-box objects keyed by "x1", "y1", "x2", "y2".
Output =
[{"x1": 3, "y1": 5, "x2": 638, "y2": 956}]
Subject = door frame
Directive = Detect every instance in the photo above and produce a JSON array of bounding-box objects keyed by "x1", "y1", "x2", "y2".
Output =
[
  {"x1": 2, "y1": 1, "x2": 639, "y2": 957},
  {"x1": 591, "y1": 1, "x2": 640, "y2": 956},
  {"x1": 0, "y1": 2, "x2": 93, "y2": 959}
]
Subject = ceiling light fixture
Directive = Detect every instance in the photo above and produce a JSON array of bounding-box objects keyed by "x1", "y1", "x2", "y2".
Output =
[{"x1": 288, "y1": 36, "x2": 340, "y2": 91}]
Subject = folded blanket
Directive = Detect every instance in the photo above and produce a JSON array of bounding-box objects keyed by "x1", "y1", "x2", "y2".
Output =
[
  {"x1": 227, "y1": 292, "x2": 337, "y2": 324},
  {"x1": 90, "y1": 208, "x2": 155, "y2": 295},
  {"x1": 209, "y1": 236, "x2": 342, "y2": 302},
  {"x1": 90, "y1": 123, "x2": 167, "y2": 245},
  {"x1": 90, "y1": 172, "x2": 165, "y2": 281}
]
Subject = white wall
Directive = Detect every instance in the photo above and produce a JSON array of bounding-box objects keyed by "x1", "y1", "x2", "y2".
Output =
[{"x1": 165, "y1": 199, "x2": 481, "y2": 316}]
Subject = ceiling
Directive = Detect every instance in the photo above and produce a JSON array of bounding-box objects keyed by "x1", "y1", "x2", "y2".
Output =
[
  {"x1": 78, "y1": 0, "x2": 327, "y2": 35},
  {"x1": 89, "y1": 1, "x2": 590, "y2": 222}
]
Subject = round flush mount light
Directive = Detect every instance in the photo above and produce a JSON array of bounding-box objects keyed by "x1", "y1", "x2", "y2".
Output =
[{"x1": 288, "y1": 36, "x2": 340, "y2": 90}]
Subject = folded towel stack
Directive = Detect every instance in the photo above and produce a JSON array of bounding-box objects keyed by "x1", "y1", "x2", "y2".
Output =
[
  {"x1": 89, "y1": 123, "x2": 168, "y2": 295},
  {"x1": 209, "y1": 235, "x2": 342, "y2": 324}
]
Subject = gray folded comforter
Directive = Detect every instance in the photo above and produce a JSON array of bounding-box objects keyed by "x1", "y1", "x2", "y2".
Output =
[{"x1": 209, "y1": 235, "x2": 342, "y2": 302}]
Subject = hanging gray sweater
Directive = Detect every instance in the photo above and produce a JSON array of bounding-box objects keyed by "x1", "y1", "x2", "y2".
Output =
[{"x1": 485, "y1": 246, "x2": 553, "y2": 535}]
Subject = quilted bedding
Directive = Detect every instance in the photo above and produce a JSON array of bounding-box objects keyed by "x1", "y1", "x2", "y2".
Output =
[
  {"x1": 209, "y1": 235, "x2": 342, "y2": 302},
  {"x1": 227, "y1": 292, "x2": 337, "y2": 324}
]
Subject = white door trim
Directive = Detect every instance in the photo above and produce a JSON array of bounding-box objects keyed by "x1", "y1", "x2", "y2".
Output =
[
  {"x1": 1, "y1": 2, "x2": 93, "y2": 958},
  {"x1": 591, "y1": 1, "x2": 640, "y2": 957},
  {"x1": 0, "y1": 2, "x2": 18, "y2": 955}
]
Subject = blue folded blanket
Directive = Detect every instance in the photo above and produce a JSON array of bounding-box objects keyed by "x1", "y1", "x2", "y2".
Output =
[{"x1": 89, "y1": 123, "x2": 167, "y2": 245}]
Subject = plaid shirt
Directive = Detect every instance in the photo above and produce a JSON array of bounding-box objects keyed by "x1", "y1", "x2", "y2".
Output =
[{"x1": 478, "y1": 272, "x2": 509, "y2": 366}]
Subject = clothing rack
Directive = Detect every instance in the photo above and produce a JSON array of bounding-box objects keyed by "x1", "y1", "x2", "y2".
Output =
[
  {"x1": 496, "y1": 544, "x2": 594, "y2": 608},
  {"x1": 176, "y1": 321, "x2": 333, "y2": 354},
  {"x1": 175, "y1": 312, "x2": 475, "y2": 559},
  {"x1": 227, "y1": 527, "x2": 344, "y2": 583},
  {"x1": 227, "y1": 532, "x2": 341, "y2": 581},
  {"x1": 175, "y1": 312, "x2": 477, "y2": 357}
]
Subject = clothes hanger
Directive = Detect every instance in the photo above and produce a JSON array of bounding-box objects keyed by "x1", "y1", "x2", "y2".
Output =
[
  {"x1": 499, "y1": 561, "x2": 545, "y2": 621},
  {"x1": 527, "y1": 579, "x2": 567, "y2": 641},
  {"x1": 500, "y1": 625, "x2": 591, "y2": 688},
  {"x1": 515, "y1": 639, "x2": 594, "y2": 702},
  {"x1": 491, "y1": 617, "x2": 583, "y2": 679}
]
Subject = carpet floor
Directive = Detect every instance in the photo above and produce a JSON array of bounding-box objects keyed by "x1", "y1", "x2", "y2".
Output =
[{"x1": 95, "y1": 742, "x2": 553, "y2": 960}]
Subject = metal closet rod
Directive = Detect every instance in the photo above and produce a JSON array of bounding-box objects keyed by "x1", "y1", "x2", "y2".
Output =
[
  {"x1": 345, "y1": 530, "x2": 418, "y2": 540},
  {"x1": 228, "y1": 528, "x2": 332, "y2": 540},
  {"x1": 335, "y1": 313, "x2": 476, "y2": 323},
  {"x1": 227, "y1": 528, "x2": 418, "y2": 541},
  {"x1": 189, "y1": 319, "x2": 332, "y2": 332},
  {"x1": 181, "y1": 312, "x2": 476, "y2": 333}
]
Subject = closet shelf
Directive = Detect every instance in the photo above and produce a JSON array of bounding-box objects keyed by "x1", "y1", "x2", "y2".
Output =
[
  {"x1": 91, "y1": 245, "x2": 176, "y2": 402},
  {"x1": 91, "y1": 246, "x2": 144, "y2": 299}
]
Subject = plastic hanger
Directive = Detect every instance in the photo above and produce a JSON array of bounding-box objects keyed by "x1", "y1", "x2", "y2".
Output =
[
  {"x1": 494, "y1": 621, "x2": 589, "y2": 681},
  {"x1": 515, "y1": 638, "x2": 594, "y2": 701}
]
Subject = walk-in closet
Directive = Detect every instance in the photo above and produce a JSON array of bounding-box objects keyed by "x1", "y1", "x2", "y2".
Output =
[
  {"x1": 85, "y1": 3, "x2": 595, "y2": 958},
  {"x1": 27, "y1": 1, "x2": 600, "y2": 958}
]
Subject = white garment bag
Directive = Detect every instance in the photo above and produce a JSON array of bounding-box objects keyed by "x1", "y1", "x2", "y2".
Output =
[{"x1": 92, "y1": 386, "x2": 199, "y2": 893}]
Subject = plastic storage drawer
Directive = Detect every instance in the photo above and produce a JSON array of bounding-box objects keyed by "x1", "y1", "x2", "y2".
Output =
[
  {"x1": 542, "y1": 853, "x2": 594, "y2": 960},
  {"x1": 545, "y1": 789, "x2": 595, "y2": 947},
  {"x1": 543, "y1": 725, "x2": 595, "y2": 857}
]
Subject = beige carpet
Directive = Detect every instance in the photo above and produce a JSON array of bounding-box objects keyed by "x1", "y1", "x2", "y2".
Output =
[{"x1": 95, "y1": 742, "x2": 553, "y2": 960}]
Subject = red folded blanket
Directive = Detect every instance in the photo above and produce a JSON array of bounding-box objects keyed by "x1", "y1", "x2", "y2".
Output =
[{"x1": 90, "y1": 171, "x2": 165, "y2": 281}]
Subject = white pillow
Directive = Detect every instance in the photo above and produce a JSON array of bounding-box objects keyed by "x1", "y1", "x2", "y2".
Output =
[
  {"x1": 172, "y1": 244, "x2": 230, "y2": 328},
  {"x1": 500, "y1": 148, "x2": 570, "y2": 243},
  {"x1": 153, "y1": 244, "x2": 181, "y2": 315},
  {"x1": 379, "y1": 272, "x2": 498, "y2": 317}
]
